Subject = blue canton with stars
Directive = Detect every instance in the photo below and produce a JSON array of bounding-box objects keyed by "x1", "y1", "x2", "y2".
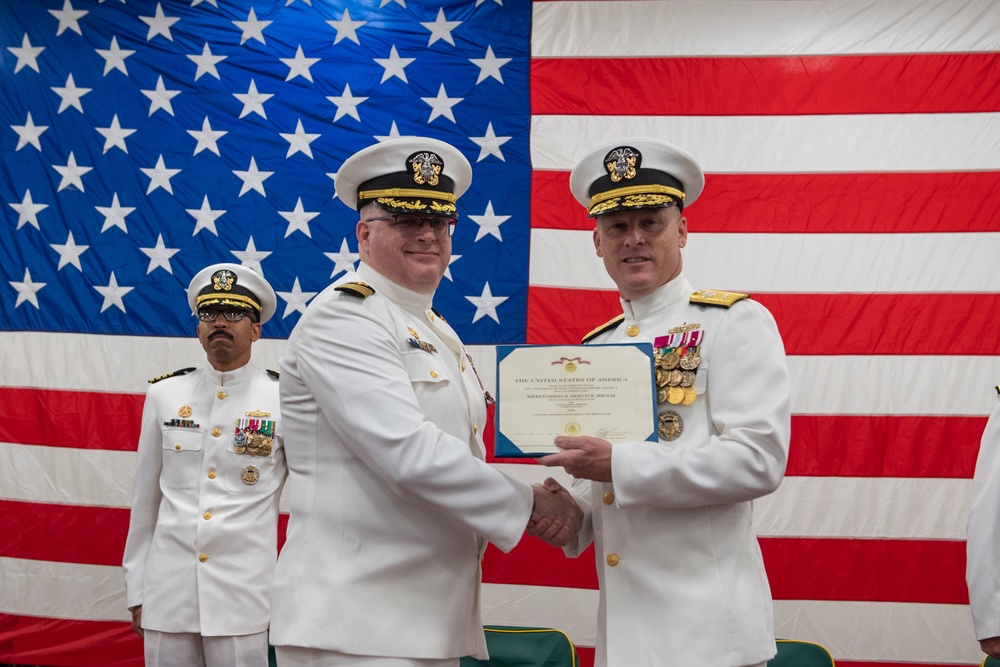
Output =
[{"x1": 0, "y1": 0, "x2": 531, "y2": 343}]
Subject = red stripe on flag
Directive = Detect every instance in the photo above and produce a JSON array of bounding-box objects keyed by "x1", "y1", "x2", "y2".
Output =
[
  {"x1": 482, "y1": 537, "x2": 969, "y2": 604},
  {"x1": 526, "y1": 286, "x2": 1000, "y2": 356},
  {"x1": 0, "y1": 388, "x2": 143, "y2": 450},
  {"x1": 0, "y1": 500, "x2": 290, "y2": 567},
  {"x1": 531, "y1": 54, "x2": 1000, "y2": 116},
  {"x1": 531, "y1": 170, "x2": 1000, "y2": 233},
  {"x1": 0, "y1": 614, "x2": 141, "y2": 667}
]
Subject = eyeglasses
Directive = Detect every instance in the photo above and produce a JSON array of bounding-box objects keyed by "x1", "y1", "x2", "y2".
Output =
[
  {"x1": 364, "y1": 213, "x2": 458, "y2": 238},
  {"x1": 198, "y1": 309, "x2": 253, "y2": 323}
]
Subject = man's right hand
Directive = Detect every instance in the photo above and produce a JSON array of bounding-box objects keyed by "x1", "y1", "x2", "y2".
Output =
[
  {"x1": 129, "y1": 605, "x2": 143, "y2": 638},
  {"x1": 527, "y1": 478, "x2": 583, "y2": 547},
  {"x1": 982, "y1": 636, "x2": 1000, "y2": 659}
]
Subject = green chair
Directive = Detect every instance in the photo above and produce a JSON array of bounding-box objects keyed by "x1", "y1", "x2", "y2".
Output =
[
  {"x1": 768, "y1": 639, "x2": 835, "y2": 666},
  {"x1": 460, "y1": 625, "x2": 578, "y2": 667},
  {"x1": 981, "y1": 655, "x2": 1000, "y2": 667}
]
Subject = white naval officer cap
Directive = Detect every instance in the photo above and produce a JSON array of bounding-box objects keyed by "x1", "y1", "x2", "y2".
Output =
[
  {"x1": 334, "y1": 136, "x2": 473, "y2": 216},
  {"x1": 186, "y1": 263, "x2": 277, "y2": 325},
  {"x1": 569, "y1": 137, "x2": 705, "y2": 217}
]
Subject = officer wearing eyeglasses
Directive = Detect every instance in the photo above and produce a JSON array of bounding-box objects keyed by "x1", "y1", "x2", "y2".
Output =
[
  {"x1": 123, "y1": 263, "x2": 286, "y2": 667},
  {"x1": 269, "y1": 137, "x2": 581, "y2": 667}
]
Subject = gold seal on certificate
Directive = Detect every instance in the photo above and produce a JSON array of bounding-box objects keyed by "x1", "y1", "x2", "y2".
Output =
[{"x1": 495, "y1": 344, "x2": 658, "y2": 457}]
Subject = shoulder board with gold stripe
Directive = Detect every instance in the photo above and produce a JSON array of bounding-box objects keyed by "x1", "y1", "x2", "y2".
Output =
[
  {"x1": 267, "y1": 369, "x2": 280, "y2": 380},
  {"x1": 581, "y1": 314, "x2": 625, "y2": 344},
  {"x1": 431, "y1": 307, "x2": 448, "y2": 323},
  {"x1": 148, "y1": 367, "x2": 196, "y2": 384},
  {"x1": 335, "y1": 281, "x2": 375, "y2": 298},
  {"x1": 689, "y1": 290, "x2": 750, "y2": 308}
]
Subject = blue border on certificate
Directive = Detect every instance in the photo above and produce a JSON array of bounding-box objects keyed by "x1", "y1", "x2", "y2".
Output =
[{"x1": 494, "y1": 343, "x2": 659, "y2": 458}]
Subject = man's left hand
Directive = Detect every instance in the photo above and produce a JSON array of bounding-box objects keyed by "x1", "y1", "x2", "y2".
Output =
[{"x1": 540, "y1": 436, "x2": 613, "y2": 482}]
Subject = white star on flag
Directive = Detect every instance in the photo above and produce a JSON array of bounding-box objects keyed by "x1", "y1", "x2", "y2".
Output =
[
  {"x1": 10, "y1": 190, "x2": 49, "y2": 230},
  {"x1": 470, "y1": 122, "x2": 511, "y2": 162},
  {"x1": 279, "y1": 198, "x2": 320, "y2": 238},
  {"x1": 469, "y1": 46, "x2": 511, "y2": 84},
  {"x1": 327, "y1": 8, "x2": 365, "y2": 45},
  {"x1": 475, "y1": 0, "x2": 503, "y2": 6},
  {"x1": 140, "y1": 155, "x2": 181, "y2": 195},
  {"x1": 280, "y1": 119, "x2": 320, "y2": 159},
  {"x1": 469, "y1": 201, "x2": 510, "y2": 241},
  {"x1": 95, "y1": 114, "x2": 137, "y2": 154},
  {"x1": 50, "y1": 231, "x2": 90, "y2": 271},
  {"x1": 375, "y1": 46, "x2": 415, "y2": 84},
  {"x1": 421, "y1": 8, "x2": 461, "y2": 46},
  {"x1": 326, "y1": 172, "x2": 338, "y2": 199},
  {"x1": 187, "y1": 42, "x2": 227, "y2": 81},
  {"x1": 421, "y1": 84, "x2": 462, "y2": 123},
  {"x1": 49, "y1": 0, "x2": 87, "y2": 37},
  {"x1": 233, "y1": 7, "x2": 271, "y2": 45},
  {"x1": 9, "y1": 268, "x2": 46, "y2": 309},
  {"x1": 8, "y1": 34, "x2": 45, "y2": 74},
  {"x1": 324, "y1": 238, "x2": 359, "y2": 278},
  {"x1": 231, "y1": 237, "x2": 272, "y2": 274},
  {"x1": 380, "y1": 0, "x2": 406, "y2": 7},
  {"x1": 186, "y1": 196, "x2": 227, "y2": 236},
  {"x1": 281, "y1": 45, "x2": 320, "y2": 82},
  {"x1": 327, "y1": 83, "x2": 368, "y2": 122},
  {"x1": 276, "y1": 278, "x2": 318, "y2": 318},
  {"x1": 95, "y1": 193, "x2": 136, "y2": 233},
  {"x1": 233, "y1": 157, "x2": 273, "y2": 197},
  {"x1": 139, "y1": 234, "x2": 181, "y2": 274},
  {"x1": 466, "y1": 282, "x2": 507, "y2": 324},
  {"x1": 191, "y1": 0, "x2": 218, "y2": 6},
  {"x1": 443, "y1": 253, "x2": 461, "y2": 282},
  {"x1": 374, "y1": 121, "x2": 407, "y2": 143},
  {"x1": 52, "y1": 152, "x2": 93, "y2": 192},
  {"x1": 234, "y1": 79, "x2": 273, "y2": 119},
  {"x1": 139, "y1": 3, "x2": 179, "y2": 42},
  {"x1": 11, "y1": 112, "x2": 48, "y2": 152},
  {"x1": 187, "y1": 116, "x2": 228, "y2": 156},
  {"x1": 93, "y1": 272, "x2": 134, "y2": 313},
  {"x1": 52, "y1": 74, "x2": 91, "y2": 114},
  {"x1": 141, "y1": 75, "x2": 181, "y2": 116},
  {"x1": 96, "y1": 36, "x2": 134, "y2": 76}
]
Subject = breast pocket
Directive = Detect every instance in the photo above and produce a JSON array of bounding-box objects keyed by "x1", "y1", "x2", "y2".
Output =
[
  {"x1": 401, "y1": 349, "x2": 454, "y2": 419},
  {"x1": 160, "y1": 428, "x2": 204, "y2": 490},
  {"x1": 692, "y1": 360, "x2": 709, "y2": 396}
]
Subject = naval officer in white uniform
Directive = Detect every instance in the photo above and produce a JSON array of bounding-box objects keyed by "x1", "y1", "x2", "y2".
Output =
[
  {"x1": 968, "y1": 385, "x2": 1000, "y2": 660},
  {"x1": 269, "y1": 137, "x2": 581, "y2": 667},
  {"x1": 541, "y1": 138, "x2": 792, "y2": 667},
  {"x1": 123, "y1": 263, "x2": 286, "y2": 667}
]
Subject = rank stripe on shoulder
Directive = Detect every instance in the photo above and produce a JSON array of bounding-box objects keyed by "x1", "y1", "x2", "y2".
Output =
[
  {"x1": 689, "y1": 290, "x2": 750, "y2": 308},
  {"x1": 335, "y1": 281, "x2": 375, "y2": 298},
  {"x1": 148, "y1": 367, "x2": 196, "y2": 384},
  {"x1": 581, "y1": 314, "x2": 625, "y2": 344}
]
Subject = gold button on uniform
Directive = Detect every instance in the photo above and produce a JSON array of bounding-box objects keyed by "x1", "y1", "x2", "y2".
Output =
[
  {"x1": 203, "y1": 511, "x2": 212, "y2": 520},
  {"x1": 606, "y1": 553, "x2": 620, "y2": 567},
  {"x1": 207, "y1": 470, "x2": 217, "y2": 479},
  {"x1": 473, "y1": 424, "x2": 478, "y2": 434},
  {"x1": 217, "y1": 391, "x2": 227, "y2": 400},
  {"x1": 626, "y1": 325, "x2": 639, "y2": 337},
  {"x1": 430, "y1": 370, "x2": 438, "y2": 378},
  {"x1": 174, "y1": 444, "x2": 181, "y2": 450},
  {"x1": 211, "y1": 427, "x2": 221, "y2": 437},
  {"x1": 602, "y1": 492, "x2": 615, "y2": 505},
  {"x1": 198, "y1": 553, "x2": 208, "y2": 563}
]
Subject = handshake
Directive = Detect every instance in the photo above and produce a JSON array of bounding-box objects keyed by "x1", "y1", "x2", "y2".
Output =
[{"x1": 527, "y1": 478, "x2": 584, "y2": 547}]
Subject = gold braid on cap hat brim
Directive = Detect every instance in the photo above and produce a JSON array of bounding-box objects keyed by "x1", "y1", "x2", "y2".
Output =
[
  {"x1": 359, "y1": 188, "x2": 457, "y2": 203},
  {"x1": 196, "y1": 293, "x2": 262, "y2": 312},
  {"x1": 588, "y1": 184, "x2": 685, "y2": 216}
]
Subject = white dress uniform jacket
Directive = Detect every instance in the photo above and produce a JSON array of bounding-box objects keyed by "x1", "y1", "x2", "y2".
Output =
[
  {"x1": 565, "y1": 274, "x2": 791, "y2": 667},
  {"x1": 968, "y1": 387, "x2": 1000, "y2": 641},
  {"x1": 123, "y1": 363, "x2": 286, "y2": 636},
  {"x1": 269, "y1": 263, "x2": 533, "y2": 660}
]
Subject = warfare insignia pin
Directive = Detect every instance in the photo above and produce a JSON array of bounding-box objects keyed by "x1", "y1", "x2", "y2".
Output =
[{"x1": 241, "y1": 465, "x2": 260, "y2": 485}]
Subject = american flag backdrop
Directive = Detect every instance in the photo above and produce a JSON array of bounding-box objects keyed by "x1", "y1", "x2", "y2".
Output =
[{"x1": 2, "y1": 0, "x2": 1000, "y2": 666}]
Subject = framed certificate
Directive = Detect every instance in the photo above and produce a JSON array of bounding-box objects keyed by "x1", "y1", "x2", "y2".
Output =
[{"x1": 494, "y1": 343, "x2": 657, "y2": 458}]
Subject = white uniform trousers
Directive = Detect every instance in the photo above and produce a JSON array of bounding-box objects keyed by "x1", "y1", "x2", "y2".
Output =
[
  {"x1": 145, "y1": 629, "x2": 269, "y2": 667},
  {"x1": 275, "y1": 646, "x2": 457, "y2": 667}
]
